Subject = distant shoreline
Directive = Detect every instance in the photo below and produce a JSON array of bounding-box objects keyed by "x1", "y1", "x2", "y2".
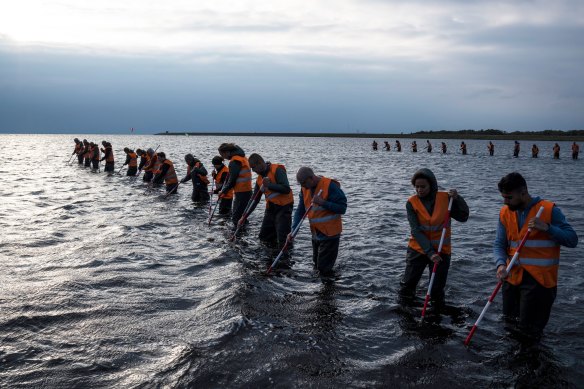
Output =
[{"x1": 156, "y1": 131, "x2": 584, "y2": 141}]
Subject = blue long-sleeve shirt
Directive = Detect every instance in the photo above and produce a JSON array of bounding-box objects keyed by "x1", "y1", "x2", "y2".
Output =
[
  {"x1": 493, "y1": 196, "x2": 578, "y2": 268},
  {"x1": 292, "y1": 179, "x2": 347, "y2": 240}
]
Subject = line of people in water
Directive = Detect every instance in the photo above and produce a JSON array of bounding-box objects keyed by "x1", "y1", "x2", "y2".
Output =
[
  {"x1": 71, "y1": 137, "x2": 578, "y2": 345},
  {"x1": 71, "y1": 138, "x2": 347, "y2": 279},
  {"x1": 371, "y1": 139, "x2": 580, "y2": 159}
]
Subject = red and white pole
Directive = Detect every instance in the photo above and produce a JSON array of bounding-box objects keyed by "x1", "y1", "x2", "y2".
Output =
[{"x1": 421, "y1": 196, "x2": 454, "y2": 318}]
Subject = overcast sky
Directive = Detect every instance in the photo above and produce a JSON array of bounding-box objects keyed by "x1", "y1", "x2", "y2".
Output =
[{"x1": 0, "y1": 0, "x2": 583, "y2": 134}]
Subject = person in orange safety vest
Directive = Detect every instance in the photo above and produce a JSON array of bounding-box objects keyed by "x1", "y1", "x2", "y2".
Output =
[
  {"x1": 122, "y1": 148, "x2": 138, "y2": 176},
  {"x1": 180, "y1": 154, "x2": 210, "y2": 202},
  {"x1": 152, "y1": 152, "x2": 178, "y2": 194},
  {"x1": 211, "y1": 156, "x2": 233, "y2": 215},
  {"x1": 399, "y1": 168, "x2": 469, "y2": 311},
  {"x1": 218, "y1": 143, "x2": 253, "y2": 227},
  {"x1": 494, "y1": 172, "x2": 577, "y2": 340},
  {"x1": 288, "y1": 167, "x2": 347, "y2": 277},
  {"x1": 246, "y1": 153, "x2": 294, "y2": 251}
]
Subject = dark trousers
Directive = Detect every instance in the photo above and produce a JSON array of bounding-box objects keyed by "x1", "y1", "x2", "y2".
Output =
[
  {"x1": 502, "y1": 270, "x2": 556, "y2": 339},
  {"x1": 191, "y1": 187, "x2": 210, "y2": 202},
  {"x1": 104, "y1": 162, "x2": 114, "y2": 172},
  {"x1": 312, "y1": 237, "x2": 340, "y2": 277},
  {"x1": 127, "y1": 166, "x2": 137, "y2": 176},
  {"x1": 84, "y1": 158, "x2": 91, "y2": 167},
  {"x1": 399, "y1": 249, "x2": 451, "y2": 305},
  {"x1": 77, "y1": 155, "x2": 84, "y2": 164},
  {"x1": 489, "y1": 150, "x2": 494, "y2": 156},
  {"x1": 232, "y1": 191, "x2": 252, "y2": 226},
  {"x1": 91, "y1": 160, "x2": 99, "y2": 169},
  {"x1": 218, "y1": 197, "x2": 232, "y2": 215},
  {"x1": 143, "y1": 171, "x2": 153, "y2": 182},
  {"x1": 573, "y1": 152, "x2": 579, "y2": 160},
  {"x1": 165, "y1": 183, "x2": 178, "y2": 195},
  {"x1": 514, "y1": 150, "x2": 519, "y2": 157},
  {"x1": 259, "y1": 203, "x2": 292, "y2": 249}
]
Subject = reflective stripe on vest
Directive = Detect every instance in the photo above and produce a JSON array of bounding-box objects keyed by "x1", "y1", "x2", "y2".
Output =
[
  {"x1": 303, "y1": 176, "x2": 342, "y2": 237},
  {"x1": 518, "y1": 258, "x2": 560, "y2": 267},
  {"x1": 256, "y1": 163, "x2": 294, "y2": 207},
  {"x1": 407, "y1": 192, "x2": 451, "y2": 255},
  {"x1": 509, "y1": 240, "x2": 558, "y2": 248},
  {"x1": 231, "y1": 155, "x2": 252, "y2": 192},
  {"x1": 500, "y1": 199, "x2": 561, "y2": 288}
]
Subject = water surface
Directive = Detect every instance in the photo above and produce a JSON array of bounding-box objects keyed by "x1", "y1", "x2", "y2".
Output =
[{"x1": 1, "y1": 134, "x2": 582, "y2": 387}]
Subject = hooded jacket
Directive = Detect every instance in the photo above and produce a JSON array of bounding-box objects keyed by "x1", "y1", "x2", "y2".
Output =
[{"x1": 406, "y1": 168, "x2": 469, "y2": 257}]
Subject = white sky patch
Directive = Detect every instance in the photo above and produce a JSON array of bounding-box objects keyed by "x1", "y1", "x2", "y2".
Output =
[{"x1": 2, "y1": 0, "x2": 581, "y2": 64}]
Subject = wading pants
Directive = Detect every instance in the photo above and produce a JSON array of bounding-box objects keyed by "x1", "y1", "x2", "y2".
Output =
[
  {"x1": 502, "y1": 270, "x2": 556, "y2": 339},
  {"x1": 399, "y1": 249, "x2": 451, "y2": 306}
]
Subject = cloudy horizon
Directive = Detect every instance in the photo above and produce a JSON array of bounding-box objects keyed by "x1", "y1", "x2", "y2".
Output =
[{"x1": 1, "y1": 0, "x2": 583, "y2": 134}]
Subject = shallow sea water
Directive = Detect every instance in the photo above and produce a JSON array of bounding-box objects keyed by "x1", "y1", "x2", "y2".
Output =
[{"x1": 0, "y1": 134, "x2": 582, "y2": 388}]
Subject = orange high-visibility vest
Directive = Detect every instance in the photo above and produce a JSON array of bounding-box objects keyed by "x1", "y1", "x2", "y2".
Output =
[
  {"x1": 91, "y1": 146, "x2": 100, "y2": 161},
  {"x1": 407, "y1": 191, "x2": 452, "y2": 255},
  {"x1": 187, "y1": 162, "x2": 210, "y2": 185},
  {"x1": 214, "y1": 168, "x2": 233, "y2": 200},
  {"x1": 161, "y1": 159, "x2": 178, "y2": 185},
  {"x1": 128, "y1": 152, "x2": 137, "y2": 167},
  {"x1": 230, "y1": 155, "x2": 252, "y2": 192},
  {"x1": 302, "y1": 176, "x2": 342, "y2": 237},
  {"x1": 500, "y1": 200, "x2": 560, "y2": 287},
  {"x1": 256, "y1": 163, "x2": 294, "y2": 207},
  {"x1": 74, "y1": 143, "x2": 82, "y2": 154}
]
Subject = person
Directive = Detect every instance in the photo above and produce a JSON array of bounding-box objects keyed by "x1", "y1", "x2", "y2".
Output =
[
  {"x1": 424, "y1": 140, "x2": 432, "y2": 153},
  {"x1": 372, "y1": 140, "x2": 378, "y2": 151},
  {"x1": 441, "y1": 142, "x2": 447, "y2": 154},
  {"x1": 553, "y1": 143, "x2": 560, "y2": 159},
  {"x1": 122, "y1": 148, "x2": 138, "y2": 176},
  {"x1": 460, "y1": 141, "x2": 467, "y2": 155},
  {"x1": 218, "y1": 143, "x2": 253, "y2": 227},
  {"x1": 513, "y1": 141, "x2": 520, "y2": 158},
  {"x1": 211, "y1": 156, "x2": 233, "y2": 215},
  {"x1": 100, "y1": 141, "x2": 115, "y2": 172},
  {"x1": 181, "y1": 154, "x2": 210, "y2": 202},
  {"x1": 399, "y1": 168, "x2": 469, "y2": 310},
  {"x1": 383, "y1": 141, "x2": 391, "y2": 151},
  {"x1": 142, "y1": 148, "x2": 158, "y2": 183},
  {"x1": 531, "y1": 144, "x2": 539, "y2": 158},
  {"x1": 488, "y1": 141, "x2": 494, "y2": 156},
  {"x1": 494, "y1": 172, "x2": 577, "y2": 340},
  {"x1": 136, "y1": 149, "x2": 148, "y2": 176},
  {"x1": 82, "y1": 139, "x2": 91, "y2": 167},
  {"x1": 72, "y1": 138, "x2": 82, "y2": 163},
  {"x1": 75, "y1": 139, "x2": 85, "y2": 164},
  {"x1": 290, "y1": 167, "x2": 347, "y2": 277},
  {"x1": 572, "y1": 142, "x2": 579, "y2": 160},
  {"x1": 153, "y1": 152, "x2": 178, "y2": 194},
  {"x1": 246, "y1": 153, "x2": 294, "y2": 250},
  {"x1": 90, "y1": 142, "x2": 100, "y2": 170},
  {"x1": 411, "y1": 141, "x2": 418, "y2": 153},
  {"x1": 395, "y1": 140, "x2": 402, "y2": 152}
]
